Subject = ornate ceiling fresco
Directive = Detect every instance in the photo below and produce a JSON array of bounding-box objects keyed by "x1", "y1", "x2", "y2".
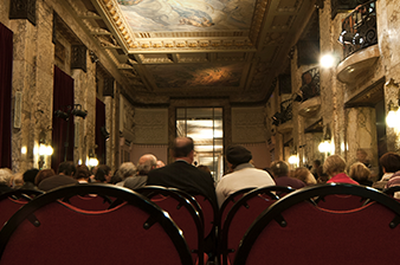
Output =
[{"x1": 68, "y1": 0, "x2": 317, "y2": 105}]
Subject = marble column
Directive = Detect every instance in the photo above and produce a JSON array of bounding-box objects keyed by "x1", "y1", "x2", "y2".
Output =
[
  {"x1": 345, "y1": 107, "x2": 378, "y2": 172},
  {"x1": 10, "y1": 1, "x2": 54, "y2": 173}
]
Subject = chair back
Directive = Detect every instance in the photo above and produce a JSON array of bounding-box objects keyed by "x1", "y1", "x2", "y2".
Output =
[
  {"x1": 0, "y1": 184, "x2": 193, "y2": 265},
  {"x1": 0, "y1": 189, "x2": 43, "y2": 228},
  {"x1": 194, "y1": 194, "x2": 218, "y2": 239},
  {"x1": 137, "y1": 186, "x2": 205, "y2": 265},
  {"x1": 234, "y1": 184, "x2": 400, "y2": 265},
  {"x1": 219, "y1": 186, "x2": 293, "y2": 265},
  {"x1": 218, "y1": 187, "x2": 255, "y2": 230}
]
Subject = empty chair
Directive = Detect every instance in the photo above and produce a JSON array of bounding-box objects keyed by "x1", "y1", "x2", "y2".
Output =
[
  {"x1": 219, "y1": 186, "x2": 294, "y2": 265},
  {"x1": 234, "y1": 183, "x2": 400, "y2": 265},
  {"x1": 0, "y1": 184, "x2": 193, "y2": 265},
  {"x1": 0, "y1": 189, "x2": 43, "y2": 228},
  {"x1": 136, "y1": 186, "x2": 205, "y2": 265},
  {"x1": 61, "y1": 184, "x2": 113, "y2": 210}
]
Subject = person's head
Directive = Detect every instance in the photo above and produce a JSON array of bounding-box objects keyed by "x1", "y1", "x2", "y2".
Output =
[
  {"x1": 137, "y1": 154, "x2": 157, "y2": 175},
  {"x1": 313, "y1": 160, "x2": 321, "y2": 169},
  {"x1": 197, "y1": 165, "x2": 211, "y2": 175},
  {"x1": 34, "y1": 169, "x2": 56, "y2": 186},
  {"x1": 270, "y1": 161, "x2": 289, "y2": 178},
  {"x1": 95, "y1": 165, "x2": 112, "y2": 183},
  {"x1": 349, "y1": 162, "x2": 370, "y2": 182},
  {"x1": 74, "y1": 165, "x2": 91, "y2": 181},
  {"x1": 12, "y1": 173, "x2": 24, "y2": 188},
  {"x1": 0, "y1": 168, "x2": 13, "y2": 186},
  {"x1": 294, "y1": 167, "x2": 317, "y2": 185},
  {"x1": 323, "y1": 155, "x2": 347, "y2": 177},
  {"x1": 23, "y1": 168, "x2": 40, "y2": 183},
  {"x1": 172, "y1": 137, "x2": 195, "y2": 162},
  {"x1": 226, "y1": 145, "x2": 253, "y2": 169},
  {"x1": 156, "y1": 160, "x2": 165, "y2": 168},
  {"x1": 116, "y1": 162, "x2": 137, "y2": 181},
  {"x1": 356, "y1": 149, "x2": 368, "y2": 163},
  {"x1": 58, "y1": 161, "x2": 76, "y2": 177},
  {"x1": 379, "y1": 152, "x2": 400, "y2": 173}
]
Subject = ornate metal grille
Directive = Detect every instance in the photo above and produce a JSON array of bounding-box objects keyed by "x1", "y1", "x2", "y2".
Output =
[{"x1": 338, "y1": 1, "x2": 377, "y2": 59}]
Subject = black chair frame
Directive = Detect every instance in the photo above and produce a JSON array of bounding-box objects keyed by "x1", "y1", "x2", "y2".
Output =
[{"x1": 233, "y1": 183, "x2": 400, "y2": 265}]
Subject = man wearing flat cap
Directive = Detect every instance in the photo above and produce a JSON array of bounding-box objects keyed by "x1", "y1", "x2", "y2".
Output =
[{"x1": 215, "y1": 145, "x2": 275, "y2": 207}]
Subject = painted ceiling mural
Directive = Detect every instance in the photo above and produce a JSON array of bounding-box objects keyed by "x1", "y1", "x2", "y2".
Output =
[
  {"x1": 146, "y1": 63, "x2": 244, "y2": 88},
  {"x1": 117, "y1": 0, "x2": 256, "y2": 32}
]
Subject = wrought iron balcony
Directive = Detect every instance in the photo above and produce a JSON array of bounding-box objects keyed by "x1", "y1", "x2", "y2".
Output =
[
  {"x1": 338, "y1": 0, "x2": 377, "y2": 59},
  {"x1": 272, "y1": 99, "x2": 292, "y2": 126},
  {"x1": 298, "y1": 67, "x2": 320, "y2": 102}
]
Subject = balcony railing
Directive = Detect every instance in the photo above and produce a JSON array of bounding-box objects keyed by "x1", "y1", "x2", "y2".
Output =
[
  {"x1": 272, "y1": 99, "x2": 292, "y2": 126},
  {"x1": 338, "y1": 0, "x2": 377, "y2": 59},
  {"x1": 299, "y1": 67, "x2": 320, "y2": 102}
]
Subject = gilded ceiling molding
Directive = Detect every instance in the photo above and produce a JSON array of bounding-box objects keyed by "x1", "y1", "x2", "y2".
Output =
[
  {"x1": 98, "y1": 0, "x2": 136, "y2": 50},
  {"x1": 249, "y1": 0, "x2": 270, "y2": 44}
]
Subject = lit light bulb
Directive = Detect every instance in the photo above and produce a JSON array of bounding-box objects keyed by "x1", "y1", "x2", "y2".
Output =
[
  {"x1": 386, "y1": 110, "x2": 398, "y2": 128},
  {"x1": 320, "y1": 54, "x2": 335, "y2": 68},
  {"x1": 288, "y1": 155, "x2": 299, "y2": 165},
  {"x1": 88, "y1": 157, "x2": 99, "y2": 167},
  {"x1": 318, "y1": 141, "x2": 331, "y2": 153}
]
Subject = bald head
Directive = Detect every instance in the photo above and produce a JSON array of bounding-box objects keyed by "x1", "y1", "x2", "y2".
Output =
[
  {"x1": 172, "y1": 137, "x2": 194, "y2": 163},
  {"x1": 137, "y1": 154, "x2": 157, "y2": 175}
]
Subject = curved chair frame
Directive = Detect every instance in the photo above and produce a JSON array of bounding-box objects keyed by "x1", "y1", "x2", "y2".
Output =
[
  {"x1": 0, "y1": 184, "x2": 193, "y2": 265},
  {"x1": 219, "y1": 186, "x2": 294, "y2": 265},
  {"x1": 234, "y1": 183, "x2": 400, "y2": 265},
  {"x1": 136, "y1": 186, "x2": 205, "y2": 265}
]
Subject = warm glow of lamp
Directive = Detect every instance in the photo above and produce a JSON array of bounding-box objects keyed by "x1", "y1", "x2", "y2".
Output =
[
  {"x1": 320, "y1": 54, "x2": 335, "y2": 68},
  {"x1": 21, "y1": 146, "x2": 27, "y2": 155},
  {"x1": 288, "y1": 154, "x2": 299, "y2": 165},
  {"x1": 88, "y1": 157, "x2": 99, "y2": 167},
  {"x1": 386, "y1": 100, "x2": 399, "y2": 128},
  {"x1": 318, "y1": 141, "x2": 331, "y2": 153}
]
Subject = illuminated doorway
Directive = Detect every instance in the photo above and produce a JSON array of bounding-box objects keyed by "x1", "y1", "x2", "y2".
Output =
[{"x1": 176, "y1": 108, "x2": 223, "y2": 181}]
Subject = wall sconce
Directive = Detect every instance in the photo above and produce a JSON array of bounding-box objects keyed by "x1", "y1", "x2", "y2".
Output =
[
  {"x1": 288, "y1": 147, "x2": 299, "y2": 165},
  {"x1": 385, "y1": 78, "x2": 400, "y2": 129},
  {"x1": 38, "y1": 131, "x2": 53, "y2": 169},
  {"x1": 101, "y1": 126, "x2": 110, "y2": 141},
  {"x1": 318, "y1": 124, "x2": 332, "y2": 154},
  {"x1": 386, "y1": 100, "x2": 399, "y2": 128},
  {"x1": 87, "y1": 149, "x2": 99, "y2": 168}
]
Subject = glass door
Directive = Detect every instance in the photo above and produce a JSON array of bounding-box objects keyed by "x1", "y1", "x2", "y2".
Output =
[{"x1": 176, "y1": 108, "x2": 223, "y2": 181}]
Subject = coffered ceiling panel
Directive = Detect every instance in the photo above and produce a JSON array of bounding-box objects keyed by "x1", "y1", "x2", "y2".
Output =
[{"x1": 68, "y1": 0, "x2": 317, "y2": 105}]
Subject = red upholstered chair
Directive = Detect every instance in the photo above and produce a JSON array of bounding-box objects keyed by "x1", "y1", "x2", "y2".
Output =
[
  {"x1": 315, "y1": 184, "x2": 370, "y2": 210},
  {"x1": 218, "y1": 187, "x2": 256, "y2": 231},
  {"x1": 0, "y1": 189, "x2": 43, "y2": 228},
  {"x1": 136, "y1": 186, "x2": 205, "y2": 265},
  {"x1": 61, "y1": 184, "x2": 113, "y2": 210},
  {"x1": 234, "y1": 183, "x2": 400, "y2": 265},
  {"x1": 0, "y1": 184, "x2": 193, "y2": 265},
  {"x1": 219, "y1": 186, "x2": 293, "y2": 265}
]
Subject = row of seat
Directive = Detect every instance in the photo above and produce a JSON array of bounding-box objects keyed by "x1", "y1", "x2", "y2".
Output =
[{"x1": 1, "y1": 184, "x2": 400, "y2": 264}]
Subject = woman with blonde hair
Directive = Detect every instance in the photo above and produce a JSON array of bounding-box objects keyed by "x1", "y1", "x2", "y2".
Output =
[
  {"x1": 349, "y1": 162, "x2": 372, "y2": 186},
  {"x1": 324, "y1": 155, "x2": 359, "y2": 184},
  {"x1": 293, "y1": 167, "x2": 317, "y2": 186}
]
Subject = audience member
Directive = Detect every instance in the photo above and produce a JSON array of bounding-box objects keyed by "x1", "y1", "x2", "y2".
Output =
[
  {"x1": 94, "y1": 165, "x2": 112, "y2": 183},
  {"x1": 147, "y1": 137, "x2": 217, "y2": 207},
  {"x1": 356, "y1": 148, "x2": 371, "y2": 168},
  {"x1": 115, "y1": 162, "x2": 137, "y2": 187},
  {"x1": 0, "y1": 168, "x2": 13, "y2": 194},
  {"x1": 349, "y1": 162, "x2": 372, "y2": 186},
  {"x1": 38, "y1": 161, "x2": 78, "y2": 191},
  {"x1": 385, "y1": 171, "x2": 400, "y2": 199},
  {"x1": 270, "y1": 161, "x2": 306, "y2": 189},
  {"x1": 324, "y1": 155, "x2": 359, "y2": 184},
  {"x1": 124, "y1": 154, "x2": 156, "y2": 190},
  {"x1": 215, "y1": 145, "x2": 275, "y2": 207},
  {"x1": 20, "y1": 168, "x2": 40, "y2": 190},
  {"x1": 11, "y1": 173, "x2": 24, "y2": 189},
  {"x1": 156, "y1": 160, "x2": 165, "y2": 168},
  {"x1": 74, "y1": 165, "x2": 91, "y2": 183},
  {"x1": 197, "y1": 164, "x2": 212, "y2": 177},
  {"x1": 34, "y1": 169, "x2": 56, "y2": 186},
  {"x1": 311, "y1": 160, "x2": 321, "y2": 180},
  {"x1": 316, "y1": 166, "x2": 329, "y2": 183},
  {"x1": 372, "y1": 152, "x2": 400, "y2": 190},
  {"x1": 293, "y1": 167, "x2": 317, "y2": 186}
]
